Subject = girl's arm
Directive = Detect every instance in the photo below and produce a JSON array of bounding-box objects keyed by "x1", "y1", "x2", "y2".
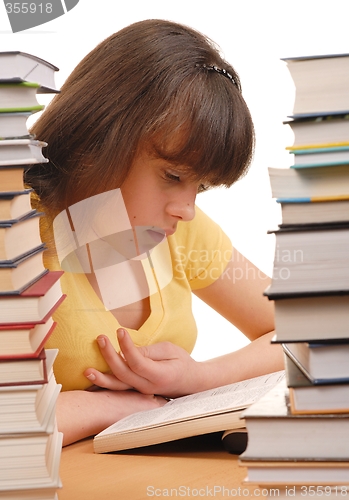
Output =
[{"x1": 56, "y1": 389, "x2": 166, "y2": 446}]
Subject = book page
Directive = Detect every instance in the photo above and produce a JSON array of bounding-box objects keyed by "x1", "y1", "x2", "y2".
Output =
[{"x1": 97, "y1": 371, "x2": 285, "y2": 437}]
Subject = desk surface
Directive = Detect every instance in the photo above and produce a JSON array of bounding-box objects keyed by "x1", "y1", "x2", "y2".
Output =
[{"x1": 59, "y1": 434, "x2": 248, "y2": 499}]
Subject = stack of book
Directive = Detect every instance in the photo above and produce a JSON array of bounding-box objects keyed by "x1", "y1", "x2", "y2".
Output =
[
  {"x1": 0, "y1": 52, "x2": 65, "y2": 500},
  {"x1": 239, "y1": 53, "x2": 349, "y2": 492}
]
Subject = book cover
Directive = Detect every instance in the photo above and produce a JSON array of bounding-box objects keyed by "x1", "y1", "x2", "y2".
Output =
[
  {"x1": 0, "y1": 165, "x2": 27, "y2": 192},
  {"x1": 282, "y1": 343, "x2": 349, "y2": 384},
  {"x1": 0, "y1": 138, "x2": 48, "y2": 166},
  {"x1": 282, "y1": 53, "x2": 349, "y2": 115},
  {"x1": 0, "y1": 211, "x2": 44, "y2": 262},
  {"x1": 0, "y1": 51, "x2": 59, "y2": 93},
  {"x1": 268, "y1": 165, "x2": 349, "y2": 200},
  {"x1": 0, "y1": 348, "x2": 47, "y2": 387},
  {"x1": 0, "y1": 111, "x2": 33, "y2": 139},
  {"x1": 0, "y1": 82, "x2": 44, "y2": 113},
  {"x1": 285, "y1": 353, "x2": 349, "y2": 415},
  {"x1": 240, "y1": 379, "x2": 349, "y2": 460},
  {"x1": 0, "y1": 320, "x2": 56, "y2": 358},
  {"x1": 0, "y1": 246, "x2": 47, "y2": 294},
  {"x1": 0, "y1": 271, "x2": 65, "y2": 324}
]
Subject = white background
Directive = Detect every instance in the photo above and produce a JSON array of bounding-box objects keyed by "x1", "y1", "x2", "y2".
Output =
[{"x1": 1, "y1": 0, "x2": 348, "y2": 359}]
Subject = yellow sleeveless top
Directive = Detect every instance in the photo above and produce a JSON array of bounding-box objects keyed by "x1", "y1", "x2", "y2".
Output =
[{"x1": 36, "y1": 201, "x2": 232, "y2": 391}]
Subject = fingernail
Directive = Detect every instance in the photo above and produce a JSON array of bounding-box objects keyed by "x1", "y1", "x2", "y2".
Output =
[
  {"x1": 86, "y1": 373, "x2": 96, "y2": 381},
  {"x1": 97, "y1": 337, "x2": 106, "y2": 348},
  {"x1": 117, "y1": 329, "x2": 125, "y2": 339}
]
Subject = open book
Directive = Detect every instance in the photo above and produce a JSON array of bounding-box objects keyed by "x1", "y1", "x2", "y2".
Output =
[{"x1": 93, "y1": 370, "x2": 285, "y2": 454}]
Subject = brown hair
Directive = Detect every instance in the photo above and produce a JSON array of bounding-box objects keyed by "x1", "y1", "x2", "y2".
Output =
[{"x1": 26, "y1": 19, "x2": 255, "y2": 215}]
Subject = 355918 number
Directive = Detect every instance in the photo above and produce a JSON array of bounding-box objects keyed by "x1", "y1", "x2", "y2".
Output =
[
  {"x1": 300, "y1": 486, "x2": 348, "y2": 496},
  {"x1": 5, "y1": 3, "x2": 53, "y2": 14}
]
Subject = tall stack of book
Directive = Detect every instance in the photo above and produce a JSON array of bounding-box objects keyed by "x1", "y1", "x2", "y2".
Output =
[
  {"x1": 0, "y1": 52, "x2": 65, "y2": 500},
  {"x1": 239, "y1": 54, "x2": 349, "y2": 493}
]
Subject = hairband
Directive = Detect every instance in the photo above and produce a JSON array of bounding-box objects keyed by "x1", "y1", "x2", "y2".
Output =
[{"x1": 197, "y1": 63, "x2": 237, "y2": 85}]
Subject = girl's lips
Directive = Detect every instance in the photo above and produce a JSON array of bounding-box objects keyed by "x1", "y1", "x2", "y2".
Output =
[{"x1": 146, "y1": 228, "x2": 167, "y2": 243}]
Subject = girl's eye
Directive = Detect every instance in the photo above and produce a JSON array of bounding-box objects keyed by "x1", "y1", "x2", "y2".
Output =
[{"x1": 164, "y1": 171, "x2": 181, "y2": 183}]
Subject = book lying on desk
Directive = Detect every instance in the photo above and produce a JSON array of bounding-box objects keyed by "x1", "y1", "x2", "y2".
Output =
[
  {"x1": 239, "y1": 379, "x2": 349, "y2": 460},
  {"x1": 0, "y1": 51, "x2": 59, "y2": 93},
  {"x1": 284, "y1": 353, "x2": 349, "y2": 415},
  {"x1": 0, "y1": 211, "x2": 43, "y2": 261},
  {"x1": 278, "y1": 198, "x2": 349, "y2": 226},
  {"x1": 270, "y1": 293, "x2": 349, "y2": 342},
  {"x1": 282, "y1": 53, "x2": 349, "y2": 116},
  {"x1": 268, "y1": 165, "x2": 349, "y2": 200},
  {"x1": 0, "y1": 270, "x2": 65, "y2": 324},
  {"x1": 0, "y1": 190, "x2": 34, "y2": 222},
  {"x1": 284, "y1": 113, "x2": 349, "y2": 149},
  {"x1": 93, "y1": 370, "x2": 285, "y2": 454},
  {"x1": 266, "y1": 224, "x2": 349, "y2": 295}
]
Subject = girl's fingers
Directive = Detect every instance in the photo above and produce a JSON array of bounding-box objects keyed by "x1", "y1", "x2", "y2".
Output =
[{"x1": 84, "y1": 370, "x2": 131, "y2": 391}]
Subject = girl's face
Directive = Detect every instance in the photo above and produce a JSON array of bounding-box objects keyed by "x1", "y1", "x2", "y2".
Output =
[{"x1": 120, "y1": 148, "x2": 200, "y2": 236}]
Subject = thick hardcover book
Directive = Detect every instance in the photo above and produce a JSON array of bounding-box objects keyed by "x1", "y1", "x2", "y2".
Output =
[
  {"x1": 0, "y1": 349, "x2": 61, "y2": 431},
  {"x1": 284, "y1": 113, "x2": 349, "y2": 150},
  {"x1": 240, "y1": 458, "x2": 349, "y2": 486},
  {"x1": 0, "y1": 165, "x2": 28, "y2": 192},
  {"x1": 0, "y1": 82, "x2": 44, "y2": 113},
  {"x1": 0, "y1": 210, "x2": 44, "y2": 262},
  {"x1": 277, "y1": 197, "x2": 349, "y2": 227},
  {"x1": 0, "y1": 320, "x2": 56, "y2": 358},
  {"x1": 282, "y1": 53, "x2": 349, "y2": 116},
  {"x1": 0, "y1": 51, "x2": 59, "y2": 93},
  {"x1": 0, "y1": 111, "x2": 33, "y2": 139},
  {"x1": 0, "y1": 138, "x2": 48, "y2": 166},
  {"x1": 268, "y1": 165, "x2": 349, "y2": 200},
  {"x1": 0, "y1": 246, "x2": 47, "y2": 294},
  {"x1": 282, "y1": 343, "x2": 349, "y2": 384},
  {"x1": 240, "y1": 379, "x2": 349, "y2": 461},
  {"x1": 0, "y1": 348, "x2": 47, "y2": 387},
  {"x1": 269, "y1": 292, "x2": 349, "y2": 342},
  {"x1": 0, "y1": 190, "x2": 34, "y2": 223},
  {"x1": 0, "y1": 270, "x2": 65, "y2": 324},
  {"x1": 266, "y1": 224, "x2": 349, "y2": 296},
  {"x1": 290, "y1": 146, "x2": 349, "y2": 169},
  {"x1": 284, "y1": 353, "x2": 349, "y2": 415},
  {"x1": 0, "y1": 427, "x2": 63, "y2": 491}
]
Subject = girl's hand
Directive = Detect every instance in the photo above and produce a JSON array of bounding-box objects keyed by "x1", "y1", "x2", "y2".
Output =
[{"x1": 84, "y1": 328, "x2": 203, "y2": 398}]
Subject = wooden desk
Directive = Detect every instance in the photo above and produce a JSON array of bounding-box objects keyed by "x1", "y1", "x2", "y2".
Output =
[{"x1": 59, "y1": 434, "x2": 248, "y2": 499}]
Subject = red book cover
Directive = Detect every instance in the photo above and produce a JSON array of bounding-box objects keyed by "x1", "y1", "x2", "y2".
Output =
[
  {"x1": 0, "y1": 270, "x2": 66, "y2": 325},
  {"x1": 0, "y1": 348, "x2": 48, "y2": 386},
  {"x1": 0, "y1": 321, "x2": 57, "y2": 359}
]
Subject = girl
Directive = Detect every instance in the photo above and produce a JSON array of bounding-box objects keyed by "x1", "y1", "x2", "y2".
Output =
[{"x1": 26, "y1": 19, "x2": 283, "y2": 446}]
